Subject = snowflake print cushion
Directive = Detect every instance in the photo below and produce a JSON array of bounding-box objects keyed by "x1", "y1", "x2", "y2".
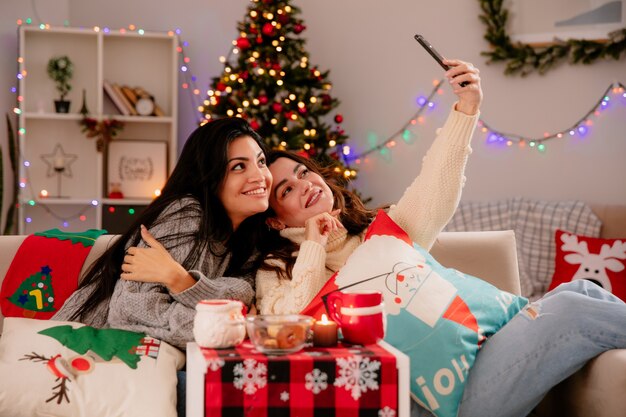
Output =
[
  {"x1": 301, "y1": 211, "x2": 528, "y2": 417},
  {"x1": 0, "y1": 317, "x2": 184, "y2": 417},
  {"x1": 548, "y1": 229, "x2": 626, "y2": 301}
]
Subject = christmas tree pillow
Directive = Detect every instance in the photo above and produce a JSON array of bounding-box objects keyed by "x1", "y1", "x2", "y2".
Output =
[
  {"x1": 548, "y1": 229, "x2": 626, "y2": 301},
  {"x1": 301, "y1": 211, "x2": 528, "y2": 417},
  {"x1": 1, "y1": 229, "x2": 107, "y2": 320},
  {"x1": 0, "y1": 317, "x2": 184, "y2": 417}
]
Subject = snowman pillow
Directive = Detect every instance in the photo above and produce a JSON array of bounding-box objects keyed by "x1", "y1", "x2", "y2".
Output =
[{"x1": 302, "y1": 211, "x2": 529, "y2": 417}]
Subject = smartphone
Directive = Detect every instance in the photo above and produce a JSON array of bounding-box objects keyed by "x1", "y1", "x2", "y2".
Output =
[{"x1": 414, "y1": 34, "x2": 468, "y2": 87}]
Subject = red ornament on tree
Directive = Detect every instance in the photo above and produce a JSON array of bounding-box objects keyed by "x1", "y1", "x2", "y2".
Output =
[
  {"x1": 216, "y1": 82, "x2": 227, "y2": 92},
  {"x1": 294, "y1": 23, "x2": 306, "y2": 34},
  {"x1": 256, "y1": 36, "x2": 263, "y2": 44},
  {"x1": 259, "y1": 95, "x2": 269, "y2": 105},
  {"x1": 272, "y1": 102, "x2": 283, "y2": 113},
  {"x1": 321, "y1": 94, "x2": 332, "y2": 106},
  {"x1": 250, "y1": 120, "x2": 260, "y2": 130},
  {"x1": 277, "y1": 13, "x2": 290, "y2": 25},
  {"x1": 262, "y1": 23, "x2": 275, "y2": 37},
  {"x1": 298, "y1": 106, "x2": 307, "y2": 114},
  {"x1": 236, "y1": 37, "x2": 251, "y2": 50},
  {"x1": 334, "y1": 114, "x2": 343, "y2": 124}
]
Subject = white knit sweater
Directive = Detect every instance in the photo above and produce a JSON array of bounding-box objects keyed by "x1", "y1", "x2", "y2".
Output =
[{"x1": 255, "y1": 104, "x2": 478, "y2": 315}]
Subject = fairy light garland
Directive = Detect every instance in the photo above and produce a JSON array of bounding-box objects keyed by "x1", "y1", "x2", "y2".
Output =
[
  {"x1": 479, "y1": 82, "x2": 626, "y2": 151},
  {"x1": 348, "y1": 79, "x2": 445, "y2": 163},
  {"x1": 350, "y1": 81, "x2": 625, "y2": 161}
]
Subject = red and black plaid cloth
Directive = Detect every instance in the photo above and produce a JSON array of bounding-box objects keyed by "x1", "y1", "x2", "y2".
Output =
[{"x1": 200, "y1": 341, "x2": 399, "y2": 417}]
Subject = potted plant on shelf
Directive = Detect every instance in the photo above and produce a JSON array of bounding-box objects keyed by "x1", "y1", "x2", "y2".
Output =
[{"x1": 47, "y1": 56, "x2": 74, "y2": 113}]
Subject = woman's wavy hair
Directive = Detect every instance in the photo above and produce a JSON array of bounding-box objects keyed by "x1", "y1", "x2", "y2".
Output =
[
  {"x1": 69, "y1": 117, "x2": 269, "y2": 320},
  {"x1": 259, "y1": 150, "x2": 379, "y2": 280}
]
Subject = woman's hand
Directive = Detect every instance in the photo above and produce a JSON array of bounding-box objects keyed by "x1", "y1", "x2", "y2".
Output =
[
  {"x1": 121, "y1": 225, "x2": 196, "y2": 294},
  {"x1": 304, "y1": 209, "x2": 343, "y2": 247},
  {"x1": 443, "y1": 59, "x2": 482, "y2": 116}
]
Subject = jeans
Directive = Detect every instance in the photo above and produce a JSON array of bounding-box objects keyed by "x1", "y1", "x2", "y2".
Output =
[
  {"x1": 177, "y1": 370, "x2": 186, "y2": 417},
  {"x1": 411, "y1": 280, "x2": 626, "y2": 417}
]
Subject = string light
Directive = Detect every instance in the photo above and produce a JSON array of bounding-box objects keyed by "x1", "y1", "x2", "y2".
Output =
[
  {"x1": 348, "y1": 79, "x2": 445, "y2": 162},
  {"x1": 480, "y1": 82, "x2": 625, "y2": 151},
  {"x1": 352, "y1": 81, "x2": 625, "y2": 160}
]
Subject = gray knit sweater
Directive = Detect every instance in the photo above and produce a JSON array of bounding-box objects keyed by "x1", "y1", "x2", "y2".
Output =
[{"x1": 52, "y1": 197, "x2": 255, "y2": 349}]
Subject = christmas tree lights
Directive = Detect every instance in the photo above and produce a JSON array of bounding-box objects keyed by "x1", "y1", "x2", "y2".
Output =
[{"x1": 200, "y1": 0, "x2": 352, "y2": 176}]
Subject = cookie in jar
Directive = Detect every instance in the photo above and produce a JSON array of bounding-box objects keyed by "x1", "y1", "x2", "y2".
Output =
[{"x1": 193, "y1": 299, "x2": 246, "y2": 348}]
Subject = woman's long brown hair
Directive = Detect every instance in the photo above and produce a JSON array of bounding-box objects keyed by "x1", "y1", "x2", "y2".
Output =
[{"x1": 259, "y1": 150, "x2": 380, "y2": 280}]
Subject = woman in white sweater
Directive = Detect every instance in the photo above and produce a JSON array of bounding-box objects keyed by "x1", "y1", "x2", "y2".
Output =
[
  {"x1": 255, "y1": 59, "x2": 482, "y2": 315},
  {"x1": 255, "y1": 61, "x2": 626, "y2": 417}
]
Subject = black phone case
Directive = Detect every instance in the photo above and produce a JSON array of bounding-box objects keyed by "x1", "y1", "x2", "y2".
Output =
[
  {"x1": 414, "y1": 34, "x2": 449, "y2": 70},
  {"x1": 414, "y1": 34, "x2": 469, "y2": 87}
]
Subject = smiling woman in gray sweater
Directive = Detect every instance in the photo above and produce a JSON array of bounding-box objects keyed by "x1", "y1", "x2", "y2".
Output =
[{"x1": 53, "y1": 117, "x2": 273, "y2": 349}]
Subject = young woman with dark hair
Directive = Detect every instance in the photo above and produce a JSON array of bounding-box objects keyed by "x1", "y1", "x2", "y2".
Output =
[
  {"x1": 255, "y1": 59, "x2": 481, "y2": 315},
  {"x1": 253, "y1": 60, "x2": 626, "y2": 417},
  {"x1": 53, "y1": 117, "x2": 273, "y2": 349}
]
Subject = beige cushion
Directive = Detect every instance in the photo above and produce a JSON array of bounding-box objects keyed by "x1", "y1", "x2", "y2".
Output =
[
  {"x1": 431, "y1": 231, "x2": 521, "y2": 295},
  {"x1": 591, "y1": 204, "x2": 626, "y2": 239}
]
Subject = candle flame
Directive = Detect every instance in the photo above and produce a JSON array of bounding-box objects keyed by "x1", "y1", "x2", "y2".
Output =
[{"x1": 320, "y1": 314, "x2": 329, "y2": 324}]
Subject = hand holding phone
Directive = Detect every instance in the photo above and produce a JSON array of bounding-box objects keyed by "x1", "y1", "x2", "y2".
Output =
[{"x1": 414, "y1": 34, "x2": 469, "y2": 87}]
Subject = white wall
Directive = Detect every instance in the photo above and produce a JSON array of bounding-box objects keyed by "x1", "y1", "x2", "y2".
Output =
[{"x1": 2, "y1": 0, "x2": 625, "y2": 230}]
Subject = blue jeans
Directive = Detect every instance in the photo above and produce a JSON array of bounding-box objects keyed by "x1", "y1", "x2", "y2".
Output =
[
  {"x1": 411, "y1": 280, "x2": 626, "y2": 417},
  {"x1": 177, "y1": 370, "x2": 186, "y2": 417}
]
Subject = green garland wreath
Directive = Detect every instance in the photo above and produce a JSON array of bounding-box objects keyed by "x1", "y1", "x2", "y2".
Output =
[{"x1": 479, "y1": 0, "x2": 626, "y2": 75}]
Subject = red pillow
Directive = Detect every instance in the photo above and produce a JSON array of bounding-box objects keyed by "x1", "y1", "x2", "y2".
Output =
[{"x1": 548, "y1": 229, "x2": 626, "y2": 301}]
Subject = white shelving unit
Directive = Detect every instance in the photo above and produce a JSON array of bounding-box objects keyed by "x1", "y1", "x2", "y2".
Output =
[{"x1": 17, "y1": 26, "x2": 178, "y2": 234}]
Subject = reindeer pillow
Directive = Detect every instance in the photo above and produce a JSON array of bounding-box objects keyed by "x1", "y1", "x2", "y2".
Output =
[
  {"x1": 548, "y1": 230, "x2": 626, "y2": 301},
  {"x1": 0, "y1": 317, "x2": 184, "y2": 417}
]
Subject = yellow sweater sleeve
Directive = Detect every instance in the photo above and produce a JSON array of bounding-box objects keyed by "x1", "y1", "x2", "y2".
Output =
[
  {"x1": 388, "y1": 104, "x2": 478, "y2": 250},
  {"x1": 255, "y1": 240, "x2": 328, "y2": 315}
]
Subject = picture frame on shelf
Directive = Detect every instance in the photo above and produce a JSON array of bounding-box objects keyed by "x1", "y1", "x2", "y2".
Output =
[{"x1": 106, "y1": 140, "x2": 168, "y2": 199}]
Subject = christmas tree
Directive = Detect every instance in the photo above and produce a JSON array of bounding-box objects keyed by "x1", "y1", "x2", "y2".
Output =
[
  {"x1": 201, "y1": 0, "x2": 356, "y2": 180},
  {"x1": 8, "y1": 265, "x2": 56, "y2": 313},
  {"x1": 39, "y1": 325, "x2": 146, "y2": 369}
]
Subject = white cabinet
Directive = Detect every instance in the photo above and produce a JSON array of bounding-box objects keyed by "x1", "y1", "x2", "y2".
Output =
[{"x1": 17, "y1": 26, "x2": 178, "y2": 234}]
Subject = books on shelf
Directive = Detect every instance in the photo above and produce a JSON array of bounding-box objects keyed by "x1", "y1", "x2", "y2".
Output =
[
  {"x1": 103, "y1": 80, "x2": 130, "y2": 116},
  {"x1": 102, "y1": 81, "x2": 164, "y2": 117}
]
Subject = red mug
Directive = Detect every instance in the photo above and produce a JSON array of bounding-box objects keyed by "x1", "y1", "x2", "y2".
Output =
[{"x1": 326, "y1": 290, "x2": 385, "y2": 345}]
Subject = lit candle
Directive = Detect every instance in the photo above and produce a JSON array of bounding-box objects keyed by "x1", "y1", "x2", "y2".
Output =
[
  {"x1": 53, "y1": 156, "x2": 65, "y2": 170},
  {"x1": 312, "y1": 314, "x2": 338, "y2": 347}
]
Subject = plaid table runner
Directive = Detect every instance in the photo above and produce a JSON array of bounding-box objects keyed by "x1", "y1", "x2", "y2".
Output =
[{"x1": 200, "y1": 341, "x2": 399, "y2": 417}]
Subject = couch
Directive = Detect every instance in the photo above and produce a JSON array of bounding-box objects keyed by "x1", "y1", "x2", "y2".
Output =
[{"x1": 1, "y1": 211, "x2": 625, "y2": 416}]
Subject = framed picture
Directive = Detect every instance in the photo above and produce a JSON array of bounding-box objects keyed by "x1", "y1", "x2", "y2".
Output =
[
  {"x1": 508, "y1": 0, "x2": 626, "y2": 44},
  {"x1": 107, "y1": 140, "x2": 168, "y2": 199}
]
